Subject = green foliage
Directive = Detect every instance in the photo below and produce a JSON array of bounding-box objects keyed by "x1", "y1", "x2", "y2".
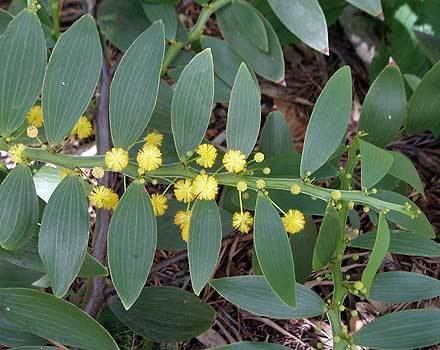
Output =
[
  {"x1": 0, "y1": 165, "x2": 38, "y2": 250},
  {"x1": 42, "y1": 15, "x2": 101, "y2": 144},
  {"x1": 171, "y1": 49, "x2": 214, "y2": 160},
  {"x1": 254, "y1": 194, "x2": 296, "y2": 307},
  {"x1": 0, "y1": 288, "x2": 119, "y2": 349},
  {"x1": 39, "y1": 175, "x2": 89, "y2": 298},
  {"x1": 0, "y1": 2, "x2": 437, "y2": 349},
  {"x1": 109, "y1": 286, "x2": 215, "y2": 342},
  {"x1": 109, "y1": 21, "x2": 165, "y2": 149},
  {"x1": 0, "y1": 10, "x2": 46, "y2": 136},
  {"x1": 108, "y1": 182, "x2": 157, "y2": 310}
]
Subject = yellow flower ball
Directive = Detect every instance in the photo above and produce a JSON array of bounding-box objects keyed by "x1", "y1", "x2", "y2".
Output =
[
  {"x1": 237, "y1": 181, "x2": 248, "y2": 192},
  {"x1": 27, "y1": 105, "x2": 43, "y2": 128},
  {"x1": 144, "y1": 131, "x2": 164, "y2": 147},
  {"x1": 174, "y1": 179, "x2": 195, "y2": 203},
  {"x1": 331, "y1": 190, "x2": 342, "y2": 201},
  {"x1": 192, "y1": 173, "x2": 218, "y2": 200},
  {"x1": 26, "y1": 126, "x2": 39, "y2": 138},
  {"x1": 254, "y1": 152, "x2": 265, "y2": 163},
  {"x1": 71, "y1": 116, "x2": 93, "y2": 139},
  {"x1": 282, "y1": 209, "x2": 305, "y2": 234},
  {"x1": 88, "y1": 186, "x2": 119, "y2": 210},
  {"x1": 92, "y1": 166, "x2": 105, "y2": 179},
  {"x1": 60, "y1": 168, "x2": 76, "y2": 179},
  {"x1": 9, "y1": 144, "x2": 26, "y2": 164},
  {"x1": 105, "y1": 148, "x2": 129, "y2": 172},
  {"x1": 137, "y1": 144, "x2": 162, "y2": 172},
  {"x1": 223, "y1": 150, "x2": 246, "y2": 173},
  {"x1": 256, "y1": 179, "x2": 265, "y2": 189},
  {"x1": 232, "y1": 211, "x2": 254, "y2": 233},
  {"x1": 151, "y1": 194, "x2": 168, "y2": 216},
  {"x1": 174, "y1": 210, "x2": 191, "y2": 242},
  {"x1": 196, "y1": 144, "x2": 217, "y2": 168},
  {"x1": 290, "y1": 184, "x2": 301, "y2": 195}
]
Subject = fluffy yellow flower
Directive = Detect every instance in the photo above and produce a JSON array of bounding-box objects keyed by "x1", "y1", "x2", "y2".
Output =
[
  {"x1": 331, "y1": 190, "x2": 342, "y2": 201},
  {"x1": 27, "y1": 105, "x2": 43, "y2": 128},
  {"x1": 105, "y1": 148, "x2": 129, "y2": 172},
  {"x1": 174, "y1": 179, "x2": 195, "y2": 203},
  {"x1": 196, "y1": 144, "x2": 217, "y2": 168},
  {"x1": 223, "y1": 150, "x2": 246, "y2": 173},
  {"x1": 237, "y1": 181, "x2": 248, "y2": 192},
  {"x1": 144, "y1": 131, "x2": 163, "y2": 147},
  {"x1": 174, "y1": 210, "x2": 191, "y2": 242},
  {"x1": 9, "y1": 144, "x2": 26, "y2": 164},
  {"x1": 151, "y1": 194, "x2": 168, "y2": 216},
  {"x1": 254, "y1": 152, "x2": 265, "y2": 163},
  {"x1": 232, "y1": 211, "x2": 253, "y2": 233},
  {"x1": 71, "y1": 116, "x2": 93, "y2": 139},
  {"x1": 26, "y1": 126, "x2": 38, "y2": 138},
  {"x1": 60, "y1": 168, "x2": 76, "y2": 179},
  {"x1": 282, "y1": 209, "x2": 305, "y2": 234},
  {"x1": 92, "y1": 166, "x2": 105, "y2": 179},
  {"x1": 290, "y1": 184, "x2": 301, "y2": 195},
  {"x1": 89, "y1": 186, "x2": 119, "y2": 210},
  {"x1": 192, "y1": 174, "x2": 218, "y2": 200},
  {"x1": 137, "y1": 144, "x2": 162, "y2": 172}
]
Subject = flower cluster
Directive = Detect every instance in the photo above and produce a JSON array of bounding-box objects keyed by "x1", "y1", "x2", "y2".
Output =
[
  {"x1": 71, "y1": 116, "x2": 93, "y2": 139},
  {"x1": 174, "y1": 210, "x2": 191, "y2": 242},
  {"x1": 105, "y1": 148, "x2": 129, "y2": 172},
  {"x1": 282, "y1": 209, "x2": 305, "y2": 234},
  {"x1": 27, "y1": 105, "x2": 43, "y2": 128},
  {"x1": 9, "y1": 144, "x2": 26, "y2": 164},
  {"x1": 151, "y1": 194, "x2": 168, "y2": 216},
  {"x1": 88, "y1": 186, "x2": 119, "y2": 210}
]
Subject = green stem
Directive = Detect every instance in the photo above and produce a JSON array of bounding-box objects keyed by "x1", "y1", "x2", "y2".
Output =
[
  {"x1": 160, "y1": 0, "x2": 233, "y2": 76},
  {"x1": 49, "y1": 0, "x2": 61, "y2": 40},
  {"x1": 327, "y1": 137, "x2": 360, "y2": 349},
  {"x1": 0, "y1": 143, "x2": 413, "y2": 217}
]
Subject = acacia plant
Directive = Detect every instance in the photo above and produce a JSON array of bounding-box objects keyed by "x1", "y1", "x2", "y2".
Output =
[{"x1": 0, "y1": 0, "x2": 439, "y2": 349}]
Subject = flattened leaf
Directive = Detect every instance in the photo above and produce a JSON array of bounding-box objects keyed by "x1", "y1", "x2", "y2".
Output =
[
  {"x1": 171, "y1": 49, "x2": 214, "y2": 160},
  {"x1": 300, "y1": 66, "x2": 352, "y2": 176},
  {"x1": 254, "y1": 194, "x2": 296, "y2": 307},
  {"x1": 267, "y1": 0, "x2": 328, "y2": 53},
  {"x1": 0, "y1": 165, "x2": 39, "y2": 250},
  {"x1": 211, "y1": 276, "x2": 324, "y2": 319},
  {"x1": 407, "y1": 61, "x2": 440, "y2": 135},
  {"x1": 0, "y1": 10, "x2": 46, "y2": 136},
  {"x1": 108, "y1": 182, "x2": 157, "y2": 310},
  {"x1": 39, "y1": 175, "x2": 89, "y2": 297},
  {"x1": 359, "y1": 65, "x2": 407, "y2": 147},
  {"x1": 217, "y1": 4, "x2": 284, "y2": 82},
  {"x1": 109, "y1": 286, "x2": 215, "y2": 342},
  {"x1": 372, "y1": 190, "x2": 435, "y2": 238},
  {"x1": 188, "y1": 200, "x2": 222, "y2": 295},
  {"x1": 0, "y1": 236, "x2": 107, "y2": 277},
  {"x1": 346, "y1": 0, "x2": 382, "y2": 17},
  {"x1": 97, "y1": 0, "x2": 151, "y2": 51},
  {"x1": 361, "y1": 212, "x2": 390, "y2": 294},
  {"x1": 226, "y1": 63, "x2": 261, "y2": 156},
  {"x1": 353, "y1": 310, "x2": 440, "y2": 350},
  {"x1": 43, "y1": 15, "x2": 102, "y2": 144},
  {"x1": 359, "y1": 140, "x2": 393, "y2": 189},
  {"x1": 0, "y1": 288, "x2": 119, "y2": 350},
  {"x1": 0, "y1": 9, "x2": 12, "y2": 34},
  {"x1": 370, "y1": 271, "x2": 440, "y2": 303},
  {"x1": 141, "y1": 2, "x2": 177, "y2": 41},
  {"x1": 350, "y1": 230, "x2": 440, "y2": 257},
  {"x1": 0, "y1": 313, "x2": 45, "y2": 347},
  {"x1": 312, "y1": 205, "x2": 342, "y2": 270},
  {"x1": 259, "y1": 111, "x2": 295, "y2": 157},
  {"x1": 387, "y1": 151, "x2": 424, "y2": 195},
  {"x1": 110, "y1": 21, "x2": 165, "y2": 149},
  {"x1": 229, "y1": 0, "x2": 268, "y2": 52}
]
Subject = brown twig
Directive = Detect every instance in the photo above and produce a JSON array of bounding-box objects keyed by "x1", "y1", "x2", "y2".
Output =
[{"x1": 83, "y1": 50, "x2": 114, "y2": 318}]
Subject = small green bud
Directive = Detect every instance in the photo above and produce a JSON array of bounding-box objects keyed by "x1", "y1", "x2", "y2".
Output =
[{"x1": 353, "y1": 281, "x2": 364, "y2": 290}]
